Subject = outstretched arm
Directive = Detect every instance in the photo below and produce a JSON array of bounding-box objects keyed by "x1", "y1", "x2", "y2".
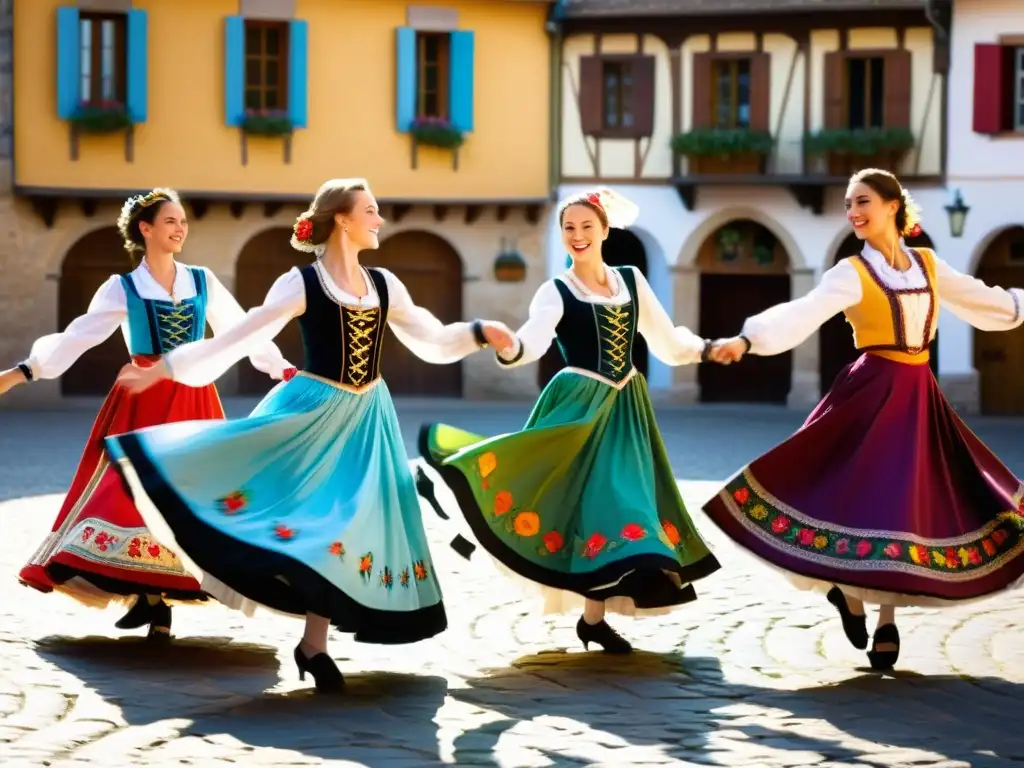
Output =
[
  {"x1": 633, "y1": 267, "x2": 708, "y2": 365},
  {"x1": 495, "y1": 280, "x2": 564, "y2": 369},
  {"x1": 147, "y1": 268, "x2": 305, "y2": 389},
  {"x1": 383, "y1": 269, "x2": 512, "y2": 363},
  {"x1": 935, "y1": 257, "x2": 1023, "y2": 331},
  {"x1": 203, "y1": 268, "x2": 295, "y2": 379}
]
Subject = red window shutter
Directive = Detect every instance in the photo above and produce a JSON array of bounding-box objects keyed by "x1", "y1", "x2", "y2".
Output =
[
  {"x1": 691, "y1": 52, "x2": 712, "y2": 128},
  {"x1": 749, "y1": 53, "x2": 771, "y2": 131},
  {"x1": 579, "y1": 56, "x2": 604, "y2": 135},
  {"x1": 883, "y1": 49, "x2": 912, "y2": 128},
  {"x1": 630, "y1": 55, "x2": 656, "y2": 136},
  {"x1": 823, "y1": 52, "x2": 845, "y2": 128},
  {"x1": 973, "y1": 43, "x2": 1011, "y2": 134}
]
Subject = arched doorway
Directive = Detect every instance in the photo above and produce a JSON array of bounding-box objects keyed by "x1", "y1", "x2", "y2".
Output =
[
  {"x1": 537, "y1": 228, "x2": 650, "y2": 388},
  {"x1": 697, "y1": 220, "x2": 792, "y2": 403},
  {"x1": 974, "y1": 226, "x2": 1024, "y2": 415},
  {"x1": 59, "y1": 227, "x2": 134, "y2": 395},
  {"x1": 818, "y1": 230, "x2": 939, "y2": 394},
  {"x1": 365, "y1": 230, "x2": 463, "y2": 396},
  {"x1": 235, "y1": 228, "x2": 310, "y2": 395}
]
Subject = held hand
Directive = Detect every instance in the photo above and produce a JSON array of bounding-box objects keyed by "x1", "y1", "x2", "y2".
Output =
[
  {"x1": 481, "y1": 321, "x2": 516, "y2": 354},
  {"x1": 710, "y1": 337, "x2": 749, "y2": 365},
  {"x1": 117, "y1": 359, "x2": 171, "y2": 394},
  {"x1": 0, "y1": 368, "x2": 27, "y2": 398}
]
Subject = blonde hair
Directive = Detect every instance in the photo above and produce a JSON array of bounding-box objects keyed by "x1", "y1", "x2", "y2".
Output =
[{"x1": 291, "y1": 178, "x2": 370, "y2": 252}]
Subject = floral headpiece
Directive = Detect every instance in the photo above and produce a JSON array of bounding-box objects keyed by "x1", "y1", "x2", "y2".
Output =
[
  {"x1": 586, "y1": 192, "x2": 605, "y2": 211},
  {"x1": 290, "y1": 214, "x2": 316, "y2": 253},
  {"x1": 907, "y1": 223, "x2": 922, "y2": 238}
]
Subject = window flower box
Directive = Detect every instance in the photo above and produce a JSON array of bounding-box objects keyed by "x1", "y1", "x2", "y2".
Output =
[
  {"x1": 803, "y1": 127, "x2": 915, "y2": 176},
  {"x1": 409, "y1": 116, "x2": 465, "y2": 170},
  {"x1": 671, "y1": 128, "x2": 774, "y2": 175},
  {"x1": 241, "y1": 109, "x2": 294, "y2": 137},
  {"x1": 69, "y1": 101, "x2": 132, "y2": 134}
]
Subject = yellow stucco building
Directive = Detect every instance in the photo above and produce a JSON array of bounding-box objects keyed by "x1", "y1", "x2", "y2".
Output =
[{"x1": 1, "y1": 0, "x2": 554, "y2": 404}]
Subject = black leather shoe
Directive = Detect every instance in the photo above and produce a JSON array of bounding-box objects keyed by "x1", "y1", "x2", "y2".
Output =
[
  {"x1": 576, "y1": 617, "x2": 633, "y2": 654},
  {"x1": 294, "y1": 645, "x2": 345, "y2": 693}
]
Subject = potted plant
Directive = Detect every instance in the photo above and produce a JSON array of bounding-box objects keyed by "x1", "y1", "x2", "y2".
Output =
[
  {"x1": 69, "y1": 100, "x2": 132, "y2": 134},
  {"x1": 717, "y1": 227, "x2": 743, "y2": 261},
  {"x1": 670, "y1": 128, "x2": 774, "y2": 174},
  {"x1": 803, "y1": 127, "x2": 915, "y2": 176},
  {"x1": 241, "y1": 109, "x2": 293, "y2": 137}
]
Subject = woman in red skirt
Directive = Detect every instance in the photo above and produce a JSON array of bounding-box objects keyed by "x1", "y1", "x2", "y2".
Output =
[
  {"x1": 0, "y1": 188, "x2": 292, "y2": 639},
  {"x1": 705, "y1": 168, "x2": 1024, "y2": 670}
]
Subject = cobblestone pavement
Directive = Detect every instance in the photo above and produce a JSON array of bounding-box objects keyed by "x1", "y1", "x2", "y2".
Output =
[{"x1": 2, "y1": 400, "x2": 1024, "y2": 767}]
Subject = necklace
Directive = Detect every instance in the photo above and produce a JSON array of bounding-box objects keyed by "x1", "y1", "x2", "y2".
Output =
[{"x1": 142, "y1": 258, "x2": 179, "y2": 304}]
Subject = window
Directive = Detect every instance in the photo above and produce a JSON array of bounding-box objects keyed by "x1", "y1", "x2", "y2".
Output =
[
  {"x1": 602, "y1": 60, "x2": 633, "y2": 129},
  {"x1": 711, "y1": 59, "x2": 751, "y2": 129},
  {"x1": 79, "y1": 13, "x2": 126, "y2": 104},
  {"x1": 846, "y1": 57, "x2": 885, "y2": 129},
  {"x1": 416, "y1": 33, "x2": 450, "y2": 119},
  {"x1": 244, "y1": 21, "x2": 289, "y2": 111},
  {"x1": 1016, "y1": 47, "x2": 1024, "y2": 130}
]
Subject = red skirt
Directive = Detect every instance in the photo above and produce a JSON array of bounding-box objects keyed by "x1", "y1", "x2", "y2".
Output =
[{"x1": 18, "y1": 356, "x2": 223, "y2": 607}]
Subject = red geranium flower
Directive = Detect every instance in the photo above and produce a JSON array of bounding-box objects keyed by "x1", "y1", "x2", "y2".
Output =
[
  {"x1": 621, "y1": 523, "x2": 647, "y2": 541},
  {"x1": 771, "y1": 515, "x2": 790, "y2": 534},
  {"x1": 733, "y1": 487, "x2": 750, "y2": 505},
  {"x1": 542, "y1": 531, "x2": 564, "y2": 553},
  {"x1": 908, "y1": 223, "x2": 922, "y2": 237},
  {"x1": 294, "y1": 218, "x2": 313, "y2": 242},
  {"x1": 582, "y1": 533, "x2": 607, "y2": 559}
]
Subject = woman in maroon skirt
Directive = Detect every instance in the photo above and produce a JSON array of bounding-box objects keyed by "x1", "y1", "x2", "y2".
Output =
[
  {"x1": 705, "y1": 168, "x2": 1024, "y2": 670},
  {"x1": 0, "y1": 188, "x2": 292, "y2": 639}
]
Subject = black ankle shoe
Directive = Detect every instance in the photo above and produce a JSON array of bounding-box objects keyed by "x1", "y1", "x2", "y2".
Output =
[
  {"x1": 867, "y1": 624, "x2": 900, "y2": 670},
  {"x1": 116, "y1": 596, "x2": 168, "y2": 630},
  {"x1": 576, "y1": 617, "x2": 633, "y2": 654},
  {"x1": 146, "y1": 600, "x2": 172, "y2": 641},
  {"x1": 294, "y1": 645, "x2": 345, "y2": 693},
  {"x1": 827, "y1": 587, "x2": 868, "y2": 650}
]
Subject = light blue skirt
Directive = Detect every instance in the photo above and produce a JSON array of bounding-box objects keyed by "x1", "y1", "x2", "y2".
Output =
[{"x1": 105, "y1": 372, "x2": 446, "y2": 644}]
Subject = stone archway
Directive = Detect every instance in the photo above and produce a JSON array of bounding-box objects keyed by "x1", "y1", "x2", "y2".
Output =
[
  {"x1": 818, "y1": 230, "x2": 938, "y2": 395},
  {"x1": 366, "y1": 230, "x2": 464, "y2": 396},
  {"x1": 537, "y1": 228, "x2": 650, "y2": 389},
  {"x1": 697, "y1": 219, "x2": 792, "y2": 403},
  {"x1": 974, "y1": 226, "x2": 1024, "y2": 415},
  {"x1": 59, "y1": 227, "x2": 133, "y2": 395},
  {"x1": 235, "y1": 228, "x2": 310, "y2": 395}
]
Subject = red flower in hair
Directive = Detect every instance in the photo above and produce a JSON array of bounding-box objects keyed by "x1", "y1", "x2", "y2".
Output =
[
  {"x1": 586, "y1": 192, "x2": 604, "y2": 209},
  {"x1": 282, "y1": 367, "x2": 298, "y2": 381},
  {"x1": 294, "y1": 218, "x2": 313, "y2": 242},
  {"x1": 908, "y1": 223, "x2": 922, "y2": 238}
]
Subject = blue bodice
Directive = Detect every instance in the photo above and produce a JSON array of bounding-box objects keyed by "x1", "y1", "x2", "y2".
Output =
[{"x1": 120, "y1": 267, "x2": 209, "y2": 356}]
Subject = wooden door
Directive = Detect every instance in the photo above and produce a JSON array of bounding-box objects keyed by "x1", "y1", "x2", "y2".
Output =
[
  {"x1": 366, "y1": 231, "x2": 463, "y2": 396},
  {"x1": 698, "y1": 273, "x2": 792, "y2": 403},
  {"x1": 235, "y1": 228, "x2": 309, "y2": 395},
  {"x1": 976, "y1": 265, "x2": 1024, "y2": 415},
  {"x1": 59, "y1": 228, "x2": 134, "y2": 395}
]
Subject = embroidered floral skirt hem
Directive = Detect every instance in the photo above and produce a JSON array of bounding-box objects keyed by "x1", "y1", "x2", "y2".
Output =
[
  {"x1": 105, "y1": 372, "x2": 446, "y2": 645},
  {"x1": 703, "y1": 353, "x2": 1024, "y2": 608},
  {"x1": 419, "y1": 370, "x2": 720, "y2": 616},
  {"x1": 18, "y1": 362, "x2": 217, "y2": 608}
]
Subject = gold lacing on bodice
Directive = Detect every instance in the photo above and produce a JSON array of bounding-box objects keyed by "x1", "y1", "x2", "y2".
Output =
[
  {"x1": 154, "y1": 302, "x2": 197, "y2": 351},
  {"x1": 597, "y1": 304, "x2": 631, "y2": 376},
  {"x1": 345, "y1": 308, "x2": 379, "y2": 387}
]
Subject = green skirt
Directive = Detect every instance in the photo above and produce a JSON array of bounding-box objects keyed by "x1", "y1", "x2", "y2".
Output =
[{"x1": 418, "y1": 370, "x2": 720, "y2": 614}]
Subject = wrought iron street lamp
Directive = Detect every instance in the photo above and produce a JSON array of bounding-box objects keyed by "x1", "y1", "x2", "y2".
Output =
[{"x1": 945, "y1": 189, "x2": 969, "y2": 239}]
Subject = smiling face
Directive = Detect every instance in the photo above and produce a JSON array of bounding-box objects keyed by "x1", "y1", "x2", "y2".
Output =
[
  {"x1": 139, "y1": 200, "x2": 188, "y2": 254},
  {"x1": 845, "y1": 181, "x2": 899, "y2": 242},
  {"x1": 336, "y1": 190, "x2": 384, "y2": 250},
  {"x1": 561, "y1": 203, "x2": 608, "y2": 264}
]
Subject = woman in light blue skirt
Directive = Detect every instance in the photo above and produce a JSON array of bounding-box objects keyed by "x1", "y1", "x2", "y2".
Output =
[{"x1": 108, "y1": 178, "x2": 514, "y2": 692}]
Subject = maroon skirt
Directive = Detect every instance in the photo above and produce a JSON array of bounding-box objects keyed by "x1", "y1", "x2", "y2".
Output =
[{"x1": 703, "y1": 353, "x2": 1024, "y2": 605}]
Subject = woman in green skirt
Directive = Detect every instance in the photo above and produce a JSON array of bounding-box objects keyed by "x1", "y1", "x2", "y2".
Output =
[{"x1": 419, "y1": 189, "x2": 721, "y2": 653}]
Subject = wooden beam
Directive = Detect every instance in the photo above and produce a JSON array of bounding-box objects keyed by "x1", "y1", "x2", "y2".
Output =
[
  {"x1": 229, "y1": 201, "x2": 246, "y2": 219},
  {"x1": 432, "y1": 204, "x2": 448, "y2": 222},
  {"x1": 464, "y1": 204, "x2": 483, "y2": 224},
  {"x1": 79, "y1": 199, "x2": 98, "y2": 218},
  {"x1": 263, "y1": 201, "x2": 284, "y2": 218},
  {"x1": 525, "y1": 204, "x2": 543, "y2": 225},
  {"x1": 391, "y1": 203, "x2": 412, "y2": 222},
  {"x1": 496, "y1": 205, "x2": 510, "y2": 221},
  {"x1": 31, "y1": 197, "x2": 58, "y2": 229},
  {"x1": 190, "y1": 200, "x2": 209, "y2": 220},
  {"x1": 672, "y1": 183, "x2": 696, "y2": 211},
  {"x1": 787, "y1": 184, "x2": 825, "y2": 215}
]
